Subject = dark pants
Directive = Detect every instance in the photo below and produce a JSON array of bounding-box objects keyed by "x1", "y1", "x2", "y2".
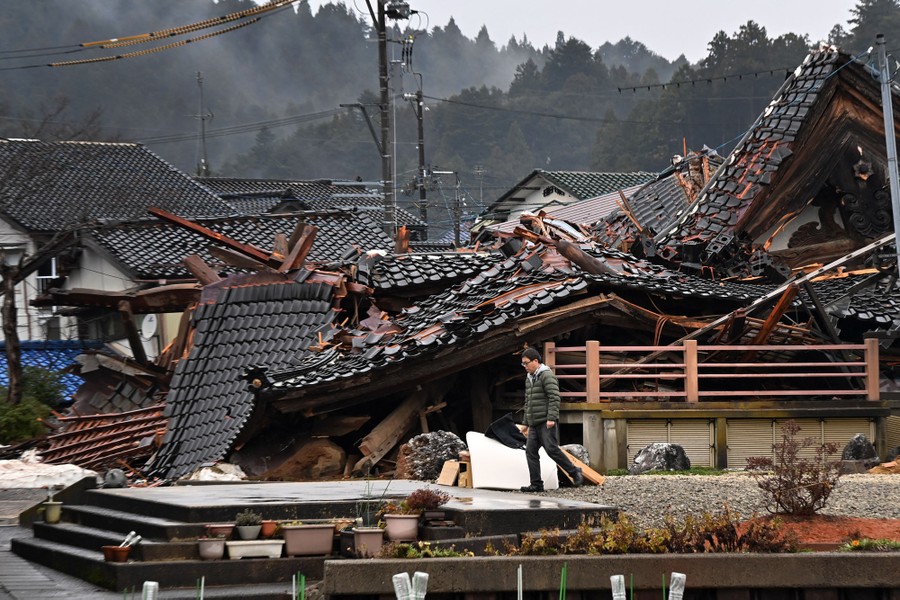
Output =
[{"x1": 525, "y1": 422, "x2": 578, "y2": 486}]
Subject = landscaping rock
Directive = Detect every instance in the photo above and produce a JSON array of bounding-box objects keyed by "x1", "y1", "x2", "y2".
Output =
[
  {"x1": 840, "y1": 434, "x2": 879, "y2": 471},
  {"x1": 562, "y1": 444, "x2": 589, "y2": 465},
  {"x1": 395, "y1": 431, "x2": 467, "y2": 480},
  {"x1": 628, "y1": 443, "x2": 691, "y2": 475}
]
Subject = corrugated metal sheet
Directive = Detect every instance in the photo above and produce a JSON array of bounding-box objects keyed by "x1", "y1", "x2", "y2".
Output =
[
  {"x1": 726, "y1": 419, "x2": 774, "y2": 468},
  {"x1": 626, "y1": 419, "x2": 714, "y2": 467},
  {"x1": 823, "y1": 418, "x2": 874, "y2": 453},
  {"x1": 886, "y1": 415, "x2": 900, "y2": 450},
  {"x1": 626, "y1": 420, "x2": 668, "y2": 460},
  {"x1": 775, "y1": 418, "x2": 821, "y2": 461},
  {"x1": 671, "y1": 419, "x2": 715, "y2": 467}
]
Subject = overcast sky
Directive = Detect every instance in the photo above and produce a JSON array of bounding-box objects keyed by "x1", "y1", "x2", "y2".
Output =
[{"x1": 312, "y1": 0, "x2": 860, "y2": 63}]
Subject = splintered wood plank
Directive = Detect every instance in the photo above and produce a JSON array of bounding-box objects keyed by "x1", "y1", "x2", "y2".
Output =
[
  {"x1": 311, "y1": 415, "x2": 371, "y2": 437},
  {"x1": 561, "y1": 449, "x2": 605, "y2": 485},
  {"x1": 353, "y1": 391, "x2": 428, "y2": 475},
  {"x1": 183, "y1": 254, "x2": 222, "y2": 285},
  {"x1": 279, "y1": 225, "x2": 318, "y2": 272},
  {"x1": 436, "y1": 460, "x2": 460, "y2": 486}
]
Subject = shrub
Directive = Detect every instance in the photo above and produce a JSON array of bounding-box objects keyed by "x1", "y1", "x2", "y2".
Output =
[
  {"x1": 235, "y1": 509, "x2": 262, "y2": 526},
  {"x1": 404, "y1": 488, "x2": 450, "y2": 512},
  {"x1": 745, "y1": 420, "x2": 841, "y2": 516},
  {"x1": 0, "y1": 397, "x2": 52, "y2": 444},
  {"x1": 506, "y1": 507, "x2": 797, "y2": 555}
]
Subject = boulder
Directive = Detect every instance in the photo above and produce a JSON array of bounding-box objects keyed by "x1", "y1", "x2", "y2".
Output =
[
  {"x1": 840, "y1": 433, "x2": 880, "y2": 473},
  {"x1": 885, "y1": 446, "x2": 900, "y2": 463},
  {"x1": 562, "y1": 444, "x2": 590, "y2": 465},
  {"x1": 628, "y1": 443, "x2": 691, "y2": 475},
  {"x1": 395, "y1": 431, "x2": 467, "y2": 480}
]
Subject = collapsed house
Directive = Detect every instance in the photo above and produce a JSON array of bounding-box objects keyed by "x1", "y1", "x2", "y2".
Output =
[{"x1": 23, "y1": 45, "x2": 900, "y2": 481}]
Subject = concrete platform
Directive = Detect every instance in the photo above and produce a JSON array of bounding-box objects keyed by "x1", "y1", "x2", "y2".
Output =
[{"x1": 6, "y1": 479, "x2": 617, "y2": 596}]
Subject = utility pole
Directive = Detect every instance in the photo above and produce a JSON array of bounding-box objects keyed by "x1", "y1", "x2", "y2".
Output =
[
  {"x1": 434, "y1": 170, "x2": 461, "y2": 245},
  {"x1": 364, "y1": 1, "x2": 412, "y2": 239},
  {"x1": 194, "y1": 72, "x2": 213, "y2": 177},
  {"x1": 404, "y1": 84, "x2": 427, "y2": 236},
  {"x1": 876, "y1": 34, "x2": 900, "y2": 270}
]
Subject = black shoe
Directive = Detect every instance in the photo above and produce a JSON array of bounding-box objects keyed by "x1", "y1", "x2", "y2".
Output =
[
  {"x1": 520, "y1": 484, "x2": 544, "y2": 493},
  {"x1": 572, "y1": 468, "x2": 584, "y2": 487}
]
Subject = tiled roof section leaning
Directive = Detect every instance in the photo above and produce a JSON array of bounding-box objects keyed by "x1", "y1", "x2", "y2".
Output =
[
  {"x1": 0, "y1": 140, "x2": 234, "y2": 232},
  {"x1": 147, "y1": 279, "x2": 338, "y2": 480},
  {"x1": 594, "y1": 151, "x2": 723, "y2": 248},
  {"x1": 655, "y1": 47, "x2": 883, "y2": 276},
  {"x1": 197, "y1": 177, "x2": 372, "y2": 214},
  {"x1": 89, "y1": 211, "x2": 393, "y2": 280}
]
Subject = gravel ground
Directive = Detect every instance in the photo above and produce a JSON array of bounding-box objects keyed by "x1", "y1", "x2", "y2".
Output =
[{"x1": 530, "y1": 472, "x2": 900, "y2": 529}]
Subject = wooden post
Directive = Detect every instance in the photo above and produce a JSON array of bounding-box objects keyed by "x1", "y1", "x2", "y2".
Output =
[
  {"x1": 586, "y1": 340, "x2": 600, "y2": 403},
  {"x1": 684, "y1": 339, "x2": 699, "y2": 403},
  {"x1": 543, "y1": 341, "x2": 556, "y2": 369},
  {"x1": 865, "y1": 337, "x2": 880, "y2": 401}
]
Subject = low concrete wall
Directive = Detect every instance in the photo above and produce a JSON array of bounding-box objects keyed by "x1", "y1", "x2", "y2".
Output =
[{"x1": 324, "y1": 553, "x2": 900, "y2": 597}]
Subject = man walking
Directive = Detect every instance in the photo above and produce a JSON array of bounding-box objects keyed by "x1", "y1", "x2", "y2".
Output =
[{"x1": 520, "y1": 347, "x2": 583, "y2": 492}]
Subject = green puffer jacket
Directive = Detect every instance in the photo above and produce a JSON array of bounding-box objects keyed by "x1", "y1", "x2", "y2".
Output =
[{"x1": 524, "y1": 365, "x2": 560, "y2": 426}]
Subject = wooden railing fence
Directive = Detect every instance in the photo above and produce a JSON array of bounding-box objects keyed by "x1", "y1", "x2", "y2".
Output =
[{"x1": 543, "y1": 338, "x2": 880, "y2": 403}]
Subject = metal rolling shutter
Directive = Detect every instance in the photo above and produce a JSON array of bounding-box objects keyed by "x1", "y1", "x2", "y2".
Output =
[
  {"x1": 886, "y1": 415, "x2": 900, "y2": 450},
  {"x1": 823, "y1": 418, "x2": 874, "y2": 456},
  {"x1": 774, "y1": 418, "x2": 822, "y2": 461},
  {"x1": 626, "y1": 420, "x2": 668, "y2": 461},
  {"x1": 726, "y1": 419, "x2": 774, "y2": 468},
  {"x1": 670, "y1": 419, "x2": 715, "y2": 467}
]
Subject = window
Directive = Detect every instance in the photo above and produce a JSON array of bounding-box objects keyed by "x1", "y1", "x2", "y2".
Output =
[{"x1": 36, "y1": 257, "x2": 58, "y2": 295}]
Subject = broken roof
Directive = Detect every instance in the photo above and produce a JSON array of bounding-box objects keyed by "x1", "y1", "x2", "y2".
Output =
[
  {"x1": 653, "y1": 47, "x2": 899, "y2": 276},
  {"x1": 147, "y1": 277, "x2": 340, "y2": 480},
  {"x1": 88, "y1": 211, "x2": 393, "y2": 280}
]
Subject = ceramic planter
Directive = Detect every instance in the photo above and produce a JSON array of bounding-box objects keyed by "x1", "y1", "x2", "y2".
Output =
[
  {"x1": 42, "y1": 501, "x2": 63, "y2": 524},
  {"x1": 205, "y1": 523, "x2": 234, "y2": 539},
  {"x1": 198, "y1": 537, "x2": 226, "y2": 560},
  {"x1": 101, "y1": 545, "x2": 131, "y2": 563},
  {"x1": 383, "y1": 514, "x2": 420, "y2": 541},
  {"x1": 225, "y1": 539, "x2": 284, "y2": 559},
  {"x1": 351, "y1": 527, "x2": 384, "y2": 558},
  {"x1": 235, "y1": 525, "x2": 261, "y2": 540},
  {"x1": 281, "y1": 523, "x2": 334, "y2": 556}
]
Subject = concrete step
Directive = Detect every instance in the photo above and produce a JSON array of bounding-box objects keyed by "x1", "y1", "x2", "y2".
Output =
[
  {"x1": 61, "y1": 504, "x2": 204, "y2": 541},
  {"x1": 12, "y1": 535, "x2": 329, "y2": 591},
  {"x1": 33, "y1": 521, "x2": 199, "y2": 560},
  {"x1": 82, "y1": 487, "x2": 363, "y2": 523}
]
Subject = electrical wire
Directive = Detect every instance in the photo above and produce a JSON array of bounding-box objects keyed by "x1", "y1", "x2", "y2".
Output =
[{"x1": 0, "y1": 0, "x2": 300, "y2": 71}]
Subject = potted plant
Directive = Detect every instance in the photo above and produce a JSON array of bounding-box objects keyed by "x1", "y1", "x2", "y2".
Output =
[
  {"x1": 234, "y1": 508, "x2": 262, "y2": 540},
  {"x1": 381, "y1": 488, "x2": 451, "y2": 542},
  {"x1": 280, "y1": 520, "x2": 335, "y2": 556}
]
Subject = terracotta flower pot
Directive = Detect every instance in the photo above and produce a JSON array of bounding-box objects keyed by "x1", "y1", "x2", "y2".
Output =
[
  {"x1": 205, "y1": 523, "x2": 234, "y2": 539},
  {"x1": 260, "y1": 520, "x2": 278, "y2": 539},
  {"x1": 101, "y1": 545, "x2": 131, "y2": 563}
]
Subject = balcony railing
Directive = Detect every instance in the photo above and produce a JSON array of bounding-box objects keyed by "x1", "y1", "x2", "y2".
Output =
[{"x1": 544, "y1": 338, "x2": 880, "y2": 403}]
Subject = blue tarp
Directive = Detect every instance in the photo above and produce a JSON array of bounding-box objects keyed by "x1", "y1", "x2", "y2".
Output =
[{"x1": 0, "y1": 340, "x2": 104, "y2": 400}]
